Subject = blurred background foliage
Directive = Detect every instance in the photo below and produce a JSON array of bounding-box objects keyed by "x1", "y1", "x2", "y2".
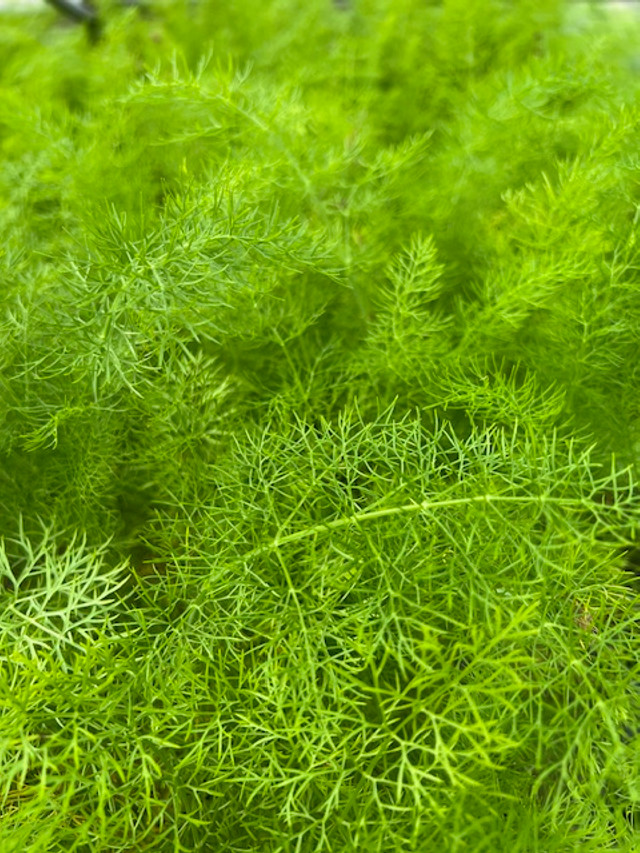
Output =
[{"x1": 2, "y1": 0, "x2": 639, "y2": 544}]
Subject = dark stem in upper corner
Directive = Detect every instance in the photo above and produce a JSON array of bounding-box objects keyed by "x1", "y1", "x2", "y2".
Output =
[{"x1": 43, "y1": 0, "x2": 101, "y2": 41}]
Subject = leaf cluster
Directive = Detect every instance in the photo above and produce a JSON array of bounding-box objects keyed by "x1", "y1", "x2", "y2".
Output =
[{"x1": 1, "y1": 1, "x2": 640, "y2": 850}]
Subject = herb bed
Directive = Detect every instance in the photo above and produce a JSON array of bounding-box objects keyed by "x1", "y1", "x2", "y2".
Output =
[{"x1": 1, "y1": 1, "x2": 640, "y2": 851}]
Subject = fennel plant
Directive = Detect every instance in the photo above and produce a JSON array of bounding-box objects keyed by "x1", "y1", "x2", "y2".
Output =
[{"x1": 0, "y1": 1, "x2": 639, "y2": 850}]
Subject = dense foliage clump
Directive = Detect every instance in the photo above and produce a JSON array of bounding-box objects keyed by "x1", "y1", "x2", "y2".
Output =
[{"x1": 1, "y1": 1, "x2": 640, "y2": 850}]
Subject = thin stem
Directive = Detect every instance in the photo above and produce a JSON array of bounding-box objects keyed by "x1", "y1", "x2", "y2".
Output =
[{"x1": 243, "y1": 492, "x2": 576, "y2": 559}]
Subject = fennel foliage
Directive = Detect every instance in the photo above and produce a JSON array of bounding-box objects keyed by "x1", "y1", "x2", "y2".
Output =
[{"x1": 1, "y1": 1, "x2": 639, "y2": 850}]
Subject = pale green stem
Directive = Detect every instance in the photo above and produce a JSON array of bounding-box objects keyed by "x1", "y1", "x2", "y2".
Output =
[{"x1": 243, "y1": 492, "x2": 581, "y2": 559}]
